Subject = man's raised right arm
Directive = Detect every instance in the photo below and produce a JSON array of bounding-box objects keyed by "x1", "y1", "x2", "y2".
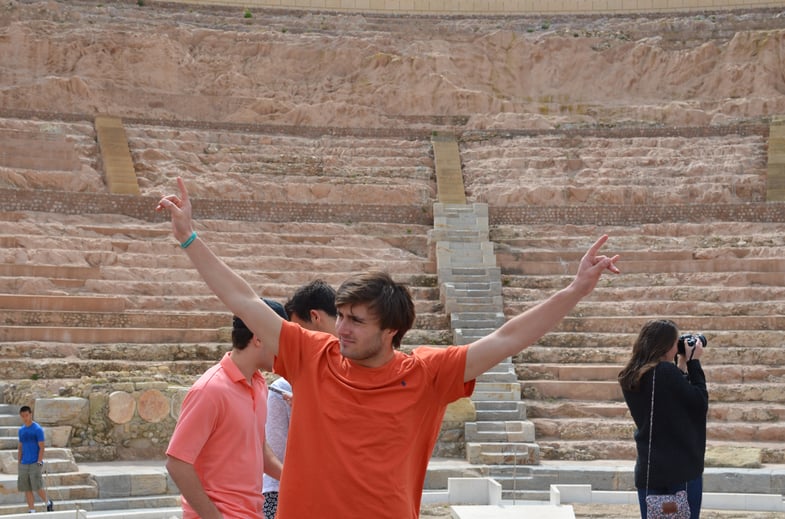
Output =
[{"x1": 156, "y1": 177, "x2": 282, "y2": 352}]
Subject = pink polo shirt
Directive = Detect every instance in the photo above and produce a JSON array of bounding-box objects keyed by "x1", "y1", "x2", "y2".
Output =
[{"x1": 167, "y1": 352, "x2": 268, "y2": 519}]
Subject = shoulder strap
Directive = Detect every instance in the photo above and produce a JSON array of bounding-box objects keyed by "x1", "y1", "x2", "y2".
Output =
[{"x1": 645, "y1": 364, "x2": 657, "y2": 495}]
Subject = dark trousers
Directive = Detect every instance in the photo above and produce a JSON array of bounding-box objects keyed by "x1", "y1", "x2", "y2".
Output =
[{"x1": 637, "y1": 476, "x2": 702, "y2": 518}]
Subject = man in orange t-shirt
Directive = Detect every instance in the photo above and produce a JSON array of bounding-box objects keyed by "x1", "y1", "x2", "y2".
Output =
[{"x1": 157, "y1": 177, "x2": 620, "y2": 518}]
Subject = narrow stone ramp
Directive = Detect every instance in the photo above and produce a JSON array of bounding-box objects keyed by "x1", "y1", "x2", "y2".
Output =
[
  {"x1": 95, "y1": 115, "x2": 139, "y2": 195},
  {"x1": 432, "y1": 134, "x2": 466, "y2": 204},
  {"x1": 767, "y1": 118, "x2": 785, "y2": 201}
]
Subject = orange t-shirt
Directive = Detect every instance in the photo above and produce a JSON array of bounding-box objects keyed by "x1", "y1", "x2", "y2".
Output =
[
  {"x1": 166, "y1": 352, "x2": 268, "y2": 519},
  {"x1": 274, "y1": 321, "x2": 475, "y2": 519}
]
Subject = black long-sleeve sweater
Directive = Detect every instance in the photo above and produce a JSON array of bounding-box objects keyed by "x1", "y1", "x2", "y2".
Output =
[{"x1": 622, "y1": 360, "x2": 708, "y2": 489}]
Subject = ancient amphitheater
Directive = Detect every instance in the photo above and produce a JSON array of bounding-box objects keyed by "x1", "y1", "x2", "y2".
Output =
[{"x1": 1, "y1": 0, "x2": 785, "y2": 517}]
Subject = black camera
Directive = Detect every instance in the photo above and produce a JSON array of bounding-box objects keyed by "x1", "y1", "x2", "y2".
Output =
[{"x1": 677, "y1": 333, "x2": 707, "y2": 356}]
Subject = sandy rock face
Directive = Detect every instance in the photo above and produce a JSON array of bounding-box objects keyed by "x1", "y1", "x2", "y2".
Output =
[{"x1": 0, "y1": 2, "x2": 784, "y2": 129}]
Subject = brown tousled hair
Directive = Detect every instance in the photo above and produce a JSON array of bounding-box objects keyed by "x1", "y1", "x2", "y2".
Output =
[{"x1": 335, "y1": 271, "x2": 415, "y2": 349}]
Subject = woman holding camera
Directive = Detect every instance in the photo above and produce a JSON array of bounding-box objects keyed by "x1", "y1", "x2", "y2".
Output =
[{"x1": 618, "y1": 319, "x2": 708, "y2": 518}]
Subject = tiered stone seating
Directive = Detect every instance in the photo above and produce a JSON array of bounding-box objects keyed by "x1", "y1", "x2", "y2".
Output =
[
  {"x1": 454, "y1": 127, "x2": 783, "y2": 470},
  {"x1": 126, "y1": 124, "x2": 436, "y2": 206},
  {"x1": 0, "y1": 210, "x2": 444, "y2": 382},
  {"x1": 0, "y1": 118, "x2": 447, "y2": 511},
  {"x1": 492, "y1": 221, "x2": 785, "y2": 465},
  {"x1": 461, "y1": 132, "x2": 767, "y2": 206},
  {"x1": 0, "y1": 117, "x2": 104, "y2": 193}
]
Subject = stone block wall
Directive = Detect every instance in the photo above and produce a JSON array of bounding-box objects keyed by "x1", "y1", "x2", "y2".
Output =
[
  {"x1": 1, "y1": 377, "x2": 475, "y2": 461},
  {"x1": 1, "y1": 378, "x2": 190, "y2": 461},
  {"x1": 158, "y1": 0, "x2": 785, "y2": 16}
]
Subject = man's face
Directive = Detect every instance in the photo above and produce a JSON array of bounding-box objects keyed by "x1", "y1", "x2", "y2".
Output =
[
  {"x1": 19, "y1": 410, "x2": 33, "y2": 426},
  {"x1": 335, "y1": 303, "x2": 396, "y2": 368}
]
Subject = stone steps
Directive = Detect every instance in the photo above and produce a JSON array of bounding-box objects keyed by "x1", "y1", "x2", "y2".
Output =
[
  {"x1": 0, "y1": 429, "x2": 98, "y2": 514},
  {"x1": 0, "y1": 203, "x2": 447, "y2": 383},
  {"x1": 551, "y1": 314, "x2": 785, "y2": 332},
  {"x1": 0, "y1": 250, "x2": 434, "y2": 274},
  {"x1": 0, "y1": 307, "x2": 447, "y2": 330},
  {"x1": 518, "y1": 345, "x2": 785, "y2": 365},
  {"x1": 522, "y1": 379, "x2": 785, "y2": 403},
  {"x1": 503, "y1": 284, "x2": 785, "y2": 304},
  {"x1": 0, "y1": 233, "x2": 432, "y2": 260},
  {"x1": 528, "y1": 400, "x2": 785, "y2": 422},
  {"x1": 129, "y1": 130, "x2": 436, "y2": 205},
  {"x1": 0, "y1": 326, "x2": 221, "y2": 344},
  {"x1": 494, "y1": 220, "x2": 785, "y2": 465},
  {"x1": 533, "y1": 330, "x2": 785, "y2": 349},
  {"x1": 502, "y1": 270, "x2": 785, "y2": 290},
  {"x1": 461, "y1": 134, "x2": 767, "y2": 206},
  {"x1": 502, "y1": 255, "x2": 785, "y2": 275},
  {"x1": 0, "y1": 358, "x2": 216, "y2": 380},
  {"x1": 490, "y1": 222, "x2": 785, "y2": 246},
  {"x1": 518, "y1": 363, "x2": 785, "y2": 384},
  {"x1": 532, "y1": 416, "x2": 785, "y2": 443}
]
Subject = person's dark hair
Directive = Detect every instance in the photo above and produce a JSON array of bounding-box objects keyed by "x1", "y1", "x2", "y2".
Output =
[
  {"x1": 232, "y1": 299, "x2": 288, "y2": 350},
  {"x1": 285, "y1": 279, "x2": 337, "y2": 323},
  {"x1": 335, "y1": 271, "x2": 415, "y2": 349},
  {"x1": 19, "y1": 405, "x2": 32, "y2": 414},
  {"x1": 618, "y1": 319, "x2": 679, "y2": 392}
]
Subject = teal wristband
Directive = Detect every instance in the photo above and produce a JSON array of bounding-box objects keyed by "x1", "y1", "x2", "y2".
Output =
[{"x1": 180, "y1": 231, "x2": 197, "y2": 249}]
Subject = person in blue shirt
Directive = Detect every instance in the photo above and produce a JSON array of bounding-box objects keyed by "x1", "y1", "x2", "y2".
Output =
[{"x1": 17, "y1": 405, "x2": 54, "y2": 513}]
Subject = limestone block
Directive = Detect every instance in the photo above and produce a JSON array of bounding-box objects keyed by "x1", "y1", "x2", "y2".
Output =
[
  {"x1": 0, "y1": 450, "x2": 17, "y2": 473},
  {"x1": 170, "y1": 387, "x2": 189, "y2": 420},
  {"x1": 705, "y1": 446, "x2": 762, "y2": 469},
  {"x1": 137, "y1": 389, "x2": 170, "y2": 423},
  {"x1": 447, "y1": 477, "x2": 502, "y2": 505},
  {"x1": 444, "y1": 397, "x2": 476, "y2": 422},
  {"x1": 89, "y1": 392, "x2": 109, "y2": 427},
  {"x1": 108, "y1": 391, "x2": 136, "y2": 425},
  {"x1": 47, "y1": 425, "x2": 73, "y2": 448},
  {"x1": 97, "y1": 473, "x2": 132, "y2": 498},
  {"x1": 35, "y1": 397, "x2": 89, "y2": 426},
  {"x1": 134, "y1": 381, "x2": 168, "y2": 391},
  {"x1": 131, "y1": 473, "x2": 168, "y2": 496}
]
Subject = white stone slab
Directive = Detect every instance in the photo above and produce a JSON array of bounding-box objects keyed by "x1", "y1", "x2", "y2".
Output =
[{"x1": 451, "y1": 504, "x2": 576, "y2": 519}]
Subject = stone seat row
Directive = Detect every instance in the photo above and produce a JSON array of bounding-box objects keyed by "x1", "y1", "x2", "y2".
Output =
[{"x1": 490, "y1": 221, "x2": 785, "y2": 248}]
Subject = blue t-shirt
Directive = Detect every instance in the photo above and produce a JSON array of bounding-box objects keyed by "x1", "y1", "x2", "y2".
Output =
[{"x1": 18, "y1": 422, "x2": 45, "y2": 465}]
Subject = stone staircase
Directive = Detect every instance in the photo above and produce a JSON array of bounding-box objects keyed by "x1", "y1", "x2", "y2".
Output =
[
  {"x1": 433, "y1": 202, "x2": 540, "y2": 470},
  {"x1": 0, "y1": 404, "x2": 102, "y2": 515}
]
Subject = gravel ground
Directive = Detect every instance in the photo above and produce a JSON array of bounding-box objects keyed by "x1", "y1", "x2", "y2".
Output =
[{"x1": 420, "y1": 503, "x2": 783, "y2": 518}]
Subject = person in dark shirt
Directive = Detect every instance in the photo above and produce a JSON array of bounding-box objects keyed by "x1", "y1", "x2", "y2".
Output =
[{"x1": 618, "y1": 319, "x2": 708, "y2": 518}]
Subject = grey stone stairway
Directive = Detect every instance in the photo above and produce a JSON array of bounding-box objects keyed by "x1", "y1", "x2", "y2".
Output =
[
  {"x1": 432, "y1": 203, "x2": 539, "y2": 468},
  {"x1": 0, "y1": 403, "x2": 100, "y2": 514}
]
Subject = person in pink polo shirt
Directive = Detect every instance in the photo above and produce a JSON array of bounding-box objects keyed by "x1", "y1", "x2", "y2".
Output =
[{"x1": 166, "y1": 300, "x2": 287, "y2": 519}]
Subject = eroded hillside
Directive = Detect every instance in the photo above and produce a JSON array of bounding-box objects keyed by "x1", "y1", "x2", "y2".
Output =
[{"x1": 1, "y1": 0, "x2": 784, "y2": 128}]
